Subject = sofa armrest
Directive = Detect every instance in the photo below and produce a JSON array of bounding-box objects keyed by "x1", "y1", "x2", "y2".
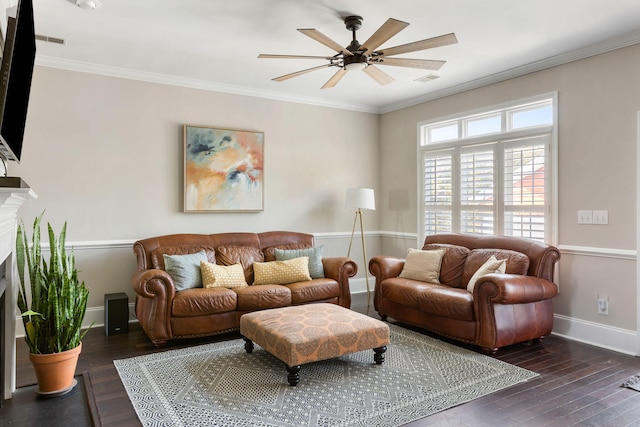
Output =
[
  {"x1": 474, "y1": 273, "x2": 558, "y2": 304},
  {"x1": 322, "y1": 257, "x2": 357, "y2": 308},
  {"x1": 132, "y1": 269, "x2": 176, "y2": 299},
  {"x1": 131, "y1": 269, "x2": 176, "y2": 346},
  {"x1": 369, "y1": 256, "x2": 406, "y2": 312},
  {"x1": 473, "y1": 273, "x2": 558, "y2": 351}
]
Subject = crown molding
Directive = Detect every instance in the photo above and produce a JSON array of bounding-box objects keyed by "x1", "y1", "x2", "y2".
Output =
[
  {"x1": 34, "y1": 56, "x2": 380, "y2": 114},
  {"x1": 34, "y1": 29, "x2": 640, "y2": 116},
  {"x1": 380, "y1": 29, "x2": 640, "y2": 114}
]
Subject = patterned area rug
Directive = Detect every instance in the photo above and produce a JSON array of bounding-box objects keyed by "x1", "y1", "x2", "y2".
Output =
[{"x1": 114, "y1": 324, "x2": 537, "y2": 426}]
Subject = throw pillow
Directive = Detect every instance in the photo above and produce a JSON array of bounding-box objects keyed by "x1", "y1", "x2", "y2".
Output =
[
  {"x1": 398, "y1": 248, "x2": 446, "y2": 283},
  {"x1": 263, "y1": 243, "x2": 310, "y2": 261},
  {"x1": 253, "y1": 257, "x2": 311, "y2": 285},
  {"x1": 274, "y1": 246, "x2": 324, "y2": 278},
  {"x1": 200, "y1": 261, "x2": 248, "y2": 289},
  {"x1": 466, "y1": 255, "x2": 507, "y2": 293},
  {"x1": 163, "y1": 250, "x2": 207, "y2": 291}
]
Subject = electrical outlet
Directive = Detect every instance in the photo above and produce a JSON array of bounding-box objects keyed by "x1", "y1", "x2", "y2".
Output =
[{"x1": 597, "y1": 298, "x2": 609, "y2": 315}]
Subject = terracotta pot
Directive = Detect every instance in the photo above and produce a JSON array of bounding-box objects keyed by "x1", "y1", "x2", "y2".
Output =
[{"x1": 29, "y1": 342, "x2": 82, "y2": 394}]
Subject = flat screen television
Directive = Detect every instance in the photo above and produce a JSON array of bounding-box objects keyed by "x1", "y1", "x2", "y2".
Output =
[{"x1": 0, "y1": 0, "x2": 35, "y2": 164}]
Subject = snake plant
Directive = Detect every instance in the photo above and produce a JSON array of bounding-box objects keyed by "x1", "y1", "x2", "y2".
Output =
[{"x1": 16, "y1": 213, "x2": 90, "y2": 354}]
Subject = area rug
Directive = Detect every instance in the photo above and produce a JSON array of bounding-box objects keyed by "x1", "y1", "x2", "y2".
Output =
[
  {"x1": 621, "y1": 373, "x2": 640, "y2": 392},
  {"x1": 114, "y1": 324, "x2": 538, "y2": 427}
]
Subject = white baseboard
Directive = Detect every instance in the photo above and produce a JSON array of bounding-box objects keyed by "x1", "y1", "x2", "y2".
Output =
[
  {"x1": 14, "y1": 293, "x2": 638, "y2": 357},
  {"x1": 552, "y1": 314, "x2": 638, "y2": 356}
]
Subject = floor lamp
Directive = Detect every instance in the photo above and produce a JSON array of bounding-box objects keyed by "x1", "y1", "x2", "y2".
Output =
[{"x1": 345, "y1": 188, "x2": 375, "y2": 303}]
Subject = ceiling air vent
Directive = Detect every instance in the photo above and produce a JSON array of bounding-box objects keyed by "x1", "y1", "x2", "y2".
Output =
[
  {"x1": 415, "y1": 74, "x2": 440, "y2": 83},
  {"x1": 35, "y1": 34, "x2": 66, "y2": 45}
]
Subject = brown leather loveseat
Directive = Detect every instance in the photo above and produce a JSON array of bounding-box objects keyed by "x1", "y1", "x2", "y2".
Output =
[
  {"x1": 369, "y1": 233, "x2": 560, "y2": 354},
  {"x1": 132, "y1": 231, "x2": 357, "y2": 347}
]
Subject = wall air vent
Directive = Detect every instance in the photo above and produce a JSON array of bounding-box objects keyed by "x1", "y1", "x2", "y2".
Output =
[
  {"x1": 35, "y1": 34, "x2": 65, "y2": 45},
  {"x1": 415, "y1": 74, "x2": 440, "y2": 83}
]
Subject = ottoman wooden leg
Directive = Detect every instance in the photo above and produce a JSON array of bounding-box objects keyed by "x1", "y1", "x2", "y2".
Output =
[
  {"x1": 373, "y1": 346, "x2": 387, "y2": 364},
  {"x1": 286, "y1": 365, "x2": 301, "y2": 386},
  {"x1": 243, "y1": 337, "x2": 254, "y2": 353}
]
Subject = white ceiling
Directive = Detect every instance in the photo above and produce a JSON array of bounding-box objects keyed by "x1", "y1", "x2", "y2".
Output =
[{"x1": 31, "y1": 0, "x2": 640, "y2": 113}]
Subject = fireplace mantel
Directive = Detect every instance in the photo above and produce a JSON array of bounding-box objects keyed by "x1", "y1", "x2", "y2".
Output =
[{"x1": 0, "y1": 182, "x2": 36, "y2": 401}]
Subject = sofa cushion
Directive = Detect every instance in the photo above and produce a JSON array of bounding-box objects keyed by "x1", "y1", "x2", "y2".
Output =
[
  {"x1": 215, "y1": 245, "x2": 264, "y2": 284},
  {"x1": 398, "y1": 248, "x2": 445, "y2": 283},
  {"x1": 171, "y1": 287, "x2": 237, "y2": 316},
  {"x1": 163, "y1": 251, "x2": 207, "y2": 291},
  {"x1": 235, "y1": 284, "x2": 291, "y2": 310},
  {"x1": 422, "y1": 243, "x2": 471, "y2": 288},
  {"x1": 200, "y1": 261, "x2": 248, "y2": 289},
  {"x1": 275, "y1": 246, "x2": 325, "y2": 278},
  {"x1": 263, "y1": 243, "x2": 310, "y2": 261},
  {"x1": 287, "y1": 278, "x2": 340, "y2": 304},
  {"x1": 253, "y1": 257, "x2": 311, "y2": 285},
  {"x1": 462, "y1": 248, "x2": 530, "y2": 287},
  {"x1": 466, "y1": 255, "x2": 507, "y2": 293},
  {"x1": 417, "y1": 286, "x2": 475, "y2": 321},
  {"x1": 379, "y1": 278, "x2": 443, "y2": 309}
]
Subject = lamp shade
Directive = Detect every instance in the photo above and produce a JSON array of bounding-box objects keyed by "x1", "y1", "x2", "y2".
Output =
[{"x1": 345, "y1": 188, "x2": 375, "y2": 210}]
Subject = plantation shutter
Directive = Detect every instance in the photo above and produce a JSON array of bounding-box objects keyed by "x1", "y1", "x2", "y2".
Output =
[
  {"x1": 460, "y1": 145, "x2": 495, "y2": 235},
  {"x1": 503, "y1": 135, "x2": 548, "y2": 240},
  {"x1": 422, "y1": 150, "x2": 454, "y2": 236}
]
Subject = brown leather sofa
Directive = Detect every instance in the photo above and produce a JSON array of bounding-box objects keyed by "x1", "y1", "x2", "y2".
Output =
[
  {"x1": 132, "y1": 231, "x2": 357, "y2": 347},
  {"x1": 369, "y1": 233, "x2": 560, "y2": 354}
]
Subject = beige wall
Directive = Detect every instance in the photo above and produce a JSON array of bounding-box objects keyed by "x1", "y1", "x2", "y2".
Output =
[
  {"x1": 9, "y1": 67, "x2": 380, "y2": 309},
  {"x1": 8, "y1": 43, "x2": 640, "y2": 353},
  {"x1": 379, "y1": 44, "x2": 640, "y2": 350}
]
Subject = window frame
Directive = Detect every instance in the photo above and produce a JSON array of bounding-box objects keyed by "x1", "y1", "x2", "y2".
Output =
[{"x1": 416, "y1": 93, "x2": 558, "y2": 246}]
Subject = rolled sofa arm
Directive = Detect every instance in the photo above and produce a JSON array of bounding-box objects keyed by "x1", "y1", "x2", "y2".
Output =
[
  {"x1": 369, "y1": 256, "x2": 405, "y2": 280},
  {"x1": 474, "y1": 273, "x2": 558, "y2": 304},
  {"x1": 322, "y1": 257, "x2": 358, "y2": 308},
  {"x1": 131, "y1": 269, "x2": 176, "y2": 347},
  {"x1": 369, "y1": 256, "x2": 406, "y2": 312},
  {"x1": 474, "y1": 273, "x2": 559, "y2": 352}
]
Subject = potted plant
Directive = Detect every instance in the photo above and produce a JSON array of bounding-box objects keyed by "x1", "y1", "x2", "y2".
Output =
[{"x1": 15, "y1": 213, "x2": 90, "y2": 395}]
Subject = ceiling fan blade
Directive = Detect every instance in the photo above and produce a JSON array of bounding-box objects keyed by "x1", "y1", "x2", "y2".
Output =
[
  {"x1": 377, "y1": 57, "x2": 446, "y2": 70},
  {"x1": 259, "y1": 54, "x2": 334, "y2": 60},
  {"x1": 376, "y1": 33, "x2": 458, "y2": 57},
  {"x1": 321, "y1": 68, "x2": 348, "y2": 89},
  {"x1": 298, "y1": 28, "x2": 354, "y2": 56},
  {"x1": 360, "y1": 18, "x2": 409, "y2": 54},
  {"x1": 272, "y1": 64, "x2": 331, "y2": 82},
  {"x1": 363, "y1": 65, "x2": 395, "y2": 86}
]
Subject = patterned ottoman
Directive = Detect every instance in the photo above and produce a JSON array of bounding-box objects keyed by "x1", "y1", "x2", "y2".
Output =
[{"x1": 240, "y1": 303, "x2": 390, "y2": 386}]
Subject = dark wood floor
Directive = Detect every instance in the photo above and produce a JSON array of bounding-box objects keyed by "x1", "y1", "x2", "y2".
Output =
[{"x1": 4, "y1": 299, "x2": 640, "y2": 426}]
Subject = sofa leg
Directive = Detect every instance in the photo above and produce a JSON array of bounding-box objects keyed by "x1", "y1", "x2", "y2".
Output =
[
  {"x1": 533, "y1": 336, "x2": 546, "y2": 343},
  {"x1": 152, "y1": 340, "x2": 168, "y2": 348},
  {"x1": 481, "y1": 347, "x2": 498, "y2": 355},
  {"x1": 379, "y1": 314, "x2": 388, "y2": 321}
]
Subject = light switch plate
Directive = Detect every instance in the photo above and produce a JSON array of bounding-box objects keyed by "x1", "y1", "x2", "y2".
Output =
[
  {"x1": 593, "y1": 210, "x2": 608, "y2": 225},
  {"x1": 577, "y1": 210, "x2": 593, "y2": 224}
]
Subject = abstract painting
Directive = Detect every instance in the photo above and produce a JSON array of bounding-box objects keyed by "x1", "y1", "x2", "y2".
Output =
[{"x1": 184, "y1": 125, "x2": 264, "y2": 212}]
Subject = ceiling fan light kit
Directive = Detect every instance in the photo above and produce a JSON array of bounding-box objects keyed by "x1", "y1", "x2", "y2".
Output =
[
  {"x1": 259, "y1": 15, "x2": 457, "y2": 89},
  {"x1": 75, "y1": 0, "x2": 102, "y2": 11}
]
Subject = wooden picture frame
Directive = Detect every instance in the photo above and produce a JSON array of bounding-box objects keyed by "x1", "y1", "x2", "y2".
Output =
[{"x1": 184, "y1": 125, "x2": 264, "y2": 212}]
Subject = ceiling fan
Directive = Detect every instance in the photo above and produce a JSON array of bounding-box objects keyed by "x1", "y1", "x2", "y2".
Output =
[{"x1": 258, "y1": 15, "x2": 457, "y2": 89}]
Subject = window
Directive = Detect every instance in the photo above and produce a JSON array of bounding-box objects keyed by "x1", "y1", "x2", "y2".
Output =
[{"x1": 419, "y1": 96, "x2": 556, "y2": 243}]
